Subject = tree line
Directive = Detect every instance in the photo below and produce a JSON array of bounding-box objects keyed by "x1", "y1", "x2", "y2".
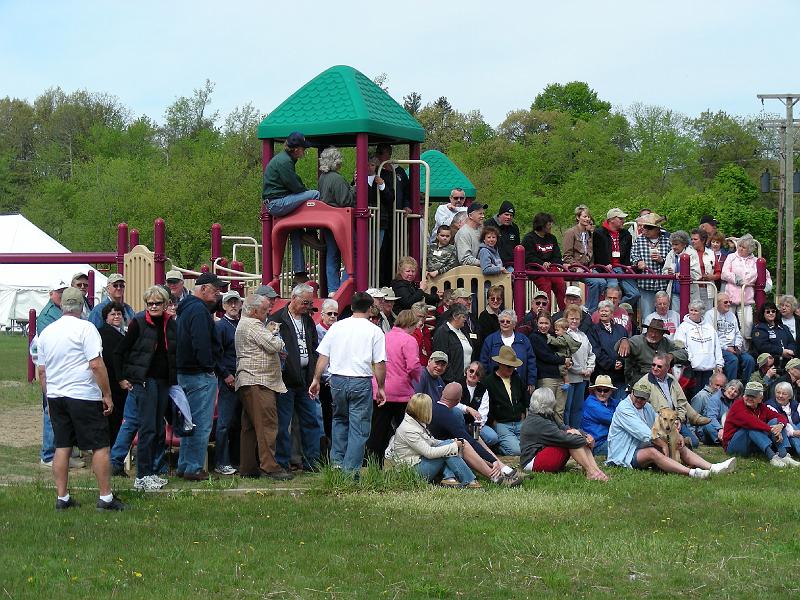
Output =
[{"x1": 0, "y1": 78, "x2": 791, "y2": 281}]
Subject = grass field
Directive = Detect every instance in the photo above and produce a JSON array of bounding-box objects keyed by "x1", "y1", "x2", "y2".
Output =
[{"x1": 2, "y1": 335, "x2": 800, "y2": 599}]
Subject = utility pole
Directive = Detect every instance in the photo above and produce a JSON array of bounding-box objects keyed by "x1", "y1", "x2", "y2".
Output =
[{"x1": 758, "y1": 94, "x2": 800, "y2": 295}]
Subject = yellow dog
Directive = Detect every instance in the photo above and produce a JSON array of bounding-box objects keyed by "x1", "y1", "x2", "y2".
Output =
[{"x1": 652, "y1": 407, "x2": 681, "y2": 461}]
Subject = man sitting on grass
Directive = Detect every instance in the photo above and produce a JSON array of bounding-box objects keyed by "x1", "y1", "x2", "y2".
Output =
[
  {"x1": 428, "y1": 382, "x2": 521, "y2": 486},
  {"x1": 606, "y1": 380, "x2": 736, "y2": 479}
]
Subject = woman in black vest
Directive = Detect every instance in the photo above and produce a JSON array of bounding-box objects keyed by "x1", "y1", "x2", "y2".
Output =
[{"x1": 114, "y1": 285, "x2": 177, "y2": 492}]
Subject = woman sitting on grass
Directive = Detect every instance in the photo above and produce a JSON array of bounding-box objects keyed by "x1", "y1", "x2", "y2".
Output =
[
  {"x1": 392, "y1": 393, "x2": 480, "y2": 488},
  {"x1": 519, "y1": 387, "x2": 609, "y2": 481}
]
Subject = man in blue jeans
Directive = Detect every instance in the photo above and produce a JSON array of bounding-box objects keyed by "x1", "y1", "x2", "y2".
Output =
[
  {"x1": 262, "y1": 131, "x2": 322, "y2": 277},
  {"x1": 175, "y1": 272, "x2": 222, "y2": 480},
  {"x1": 309, "y1": 292, "x2": 386, "y2": 475}
]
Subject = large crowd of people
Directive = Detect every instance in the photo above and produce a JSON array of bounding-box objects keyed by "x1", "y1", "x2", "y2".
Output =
[{"x1": 33, "y1": 133, "x2": 799, "y2": 510}]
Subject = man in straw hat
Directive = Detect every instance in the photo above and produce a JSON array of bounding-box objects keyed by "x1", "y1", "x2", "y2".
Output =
[
  {"x1": 482, "y1": 346, "x2": 527, "y2": 456},
  {"x1": 630, "y1": 211, "x2": 670, "y2": 319},
  {"x1": 606, "y1": 379, "x2": 736, "y2": 478},
  {"x1": 581, "y1": 375, "x2": 621, "y2": 456}
]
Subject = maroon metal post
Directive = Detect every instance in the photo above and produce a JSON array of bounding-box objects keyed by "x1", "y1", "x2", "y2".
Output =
[
  {"x1": 0, "y1": 252, "x2": 117, "y2": 264},
  {"x1": 513, "y1": 245, "x2": 527, "y2": 319},
  {"x1": 87, "y1": 270, "x2": 95, "y2": 308},
  {"x1": 116, "y1": 223, "x2": 128, "y2": 275},
  {"x1": 211, "y1": 223, "x2": 222, "y2": 262},
  {"x1": 130, "y1": 228, "x2": 140, "y2": 248},
  {"x1": 27, "y1": 308, "x2": 36, "y2": 383},
  {"x1": 755, "y1": 257, "x2": 767, "y2": 313},
  {"x1": 261, "y1": 139, "x2": 274, "y2": 284},
  {"x1": 355, "y1": 133, "x2": 369, "y2": 291},
  {"x1": 678, "y1": 253, "x2": 690, "y2": 318},
  {"x1": 153, "y1": 218, "x2": 166, "y2": 284},
  {"x1": 231, "y1": 260, "x2": 244, "y2": 296},
  {"x1": 409, "y1": 142, "x2": 421, "y2": 265}
]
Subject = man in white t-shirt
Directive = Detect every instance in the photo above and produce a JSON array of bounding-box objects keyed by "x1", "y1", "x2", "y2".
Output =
[
  {"x1": 430, "y1": 188, "x2": 468, "y2": 242},
  {"x1": 309, "y1": 292, "x2": 386, "y2": 474},
  {"x1": 37, "y1": 287, "x2": 125, "y2": 511}
]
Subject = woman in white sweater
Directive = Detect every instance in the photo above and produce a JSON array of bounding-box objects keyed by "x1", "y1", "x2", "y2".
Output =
[{"x1": 393, "y1": 394, "x2": 479, "y2": 488}]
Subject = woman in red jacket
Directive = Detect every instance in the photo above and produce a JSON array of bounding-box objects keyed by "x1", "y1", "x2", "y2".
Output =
[{"x1": 722, "y1": 381, "x2": 799, "y2": 468}]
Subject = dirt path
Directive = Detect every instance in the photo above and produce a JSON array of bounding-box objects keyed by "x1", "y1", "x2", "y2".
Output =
[{"x1": 0, "y1": 381, "x2": 40, "y2": 447}]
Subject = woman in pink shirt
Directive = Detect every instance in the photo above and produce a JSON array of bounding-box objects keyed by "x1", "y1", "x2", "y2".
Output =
[{"x1": 367, "y1": 309, "x2": 422, "y2": 465}]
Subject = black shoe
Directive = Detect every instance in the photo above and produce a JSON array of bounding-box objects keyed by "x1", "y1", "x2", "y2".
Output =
[
  {"x1": 111, "y1": 464, "x2": 128, "y2": 478},
  {"x1": 56, "y1": 497, "x2": 80, "y2": 511},
  {"x1": 263, "y1": 469, "x2": 294, "y2": 481},
  {"x1": 96, "y1": 495, "x2": 128, "y2": 511}
]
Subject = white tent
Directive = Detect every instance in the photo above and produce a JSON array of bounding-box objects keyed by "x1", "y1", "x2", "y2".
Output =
[{"x1": 0, "y1": 214, "x2": 109, "y2": 330}]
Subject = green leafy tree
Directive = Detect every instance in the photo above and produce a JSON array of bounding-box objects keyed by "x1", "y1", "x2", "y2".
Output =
[{"x1": 532, "y1": 82, "x2": 611, "y2": 122}]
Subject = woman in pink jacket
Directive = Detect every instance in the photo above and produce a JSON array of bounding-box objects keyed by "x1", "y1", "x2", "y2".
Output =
[
  {"x1": 721, "y1": 234, "x2": 772, "y2": 340},
  {"x1": 367, "y1": 309, "x2": 422, "y2": 465}
]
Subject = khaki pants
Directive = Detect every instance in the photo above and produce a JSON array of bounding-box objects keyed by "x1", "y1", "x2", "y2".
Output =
[
  {"x1": 238, "y1": 385, "x2": 280, "y2": 475},
  {"x1": 538, "y1": 378, "x2": 567, "y2": 425}
]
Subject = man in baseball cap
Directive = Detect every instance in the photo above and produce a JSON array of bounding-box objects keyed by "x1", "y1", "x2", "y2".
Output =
[
  {"x1": 261, "y1": 130, "x2": 321, "y2": 278},
  {"x1": 87, "y1": 274, "x2": 135, "y2": 331},
  {"x1": 165, "y1": 269, "x2": 190, "y2": 304},
  {"x1": 589, "y1": 207, "x2": 640, "y2": 312},
  {"x1": 414, "y1": 351, "x2": 448, "y2": 403},
  {"x1": 455, "y1": 203, "x2": 488, "y2": 267}
]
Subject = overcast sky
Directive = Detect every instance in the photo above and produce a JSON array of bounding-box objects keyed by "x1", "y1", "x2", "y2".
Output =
[{"x1": 1, "y1": 0, "x2": 796, "y2": 126}]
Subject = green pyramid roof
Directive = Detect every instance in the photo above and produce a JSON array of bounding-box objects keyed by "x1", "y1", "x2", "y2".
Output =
[
  {"x1": 258, "y1": 65, "x2": 425, "y2": 145},
  {"x1": 418, "y1": 150, "x2": 477, "y2": 199}
]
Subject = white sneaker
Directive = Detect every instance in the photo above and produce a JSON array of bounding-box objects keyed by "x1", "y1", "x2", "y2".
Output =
[
  {"x1": 151, "y1": 474, "x2": 168, "y2": 486},
  {"x1": 688, "y1": 468, "x2": 710, "y2": 479},
  {"x1": 770, "y1": 455, "x2": 787, "y2": 468},
  {"x1": 214, "y1": 465, "x2": 237, "y2": 476},
  {"x1": 39, "y1": 459, "x2": 53, "y2": 467},
  {"x1": 781, "y1": 455, "x2": 800, "y2": 468},
  {"x1": 710, "y1": 457, "x2": 737, "y2": 475},
  {"x1": 134, "y1": 475, "x2": 165, "y2": 491}
]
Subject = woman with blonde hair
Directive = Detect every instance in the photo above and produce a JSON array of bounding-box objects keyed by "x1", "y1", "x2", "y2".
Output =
[
  {"x1": 392, "y1": 393, "x2": 479, "y2": 487},
  {"x1": 391, "y1": 256, "x2": 439, "y2": 311}
]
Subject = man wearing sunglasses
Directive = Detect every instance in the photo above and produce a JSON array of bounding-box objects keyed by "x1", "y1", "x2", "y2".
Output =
[
  {"x1": 430, "y1": 188, "x2": 468, "y2": 243},
  {"x1": 71, "y1": 272, "x2": 92, "y2": 318},
  {"x1": 630, "y1": 212, "x2": 670, "y2": 320},
  {"x1": 581, "y1": 375, "x2": 621, "y2": 456},
  {"x1": 87, "y1": 274, "x2": 135, "y2": 332}
]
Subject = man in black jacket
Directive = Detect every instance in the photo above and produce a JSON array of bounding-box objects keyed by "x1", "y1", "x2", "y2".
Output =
[
  {"x1": 484, "y1": 200, "x2": 520, "y2": 265},
  {"x1": 269, "y1": 283, "x2": 321, "y2": 471},
  {"x1": 176, "y1": 272, "x2": 223, "y2": 480},
  {"x1": 590, "y1": 208, "x2": 640, "y2": 312},
  {"x1": 483, "y1": 347, "x2": 528, "y2": 456}
]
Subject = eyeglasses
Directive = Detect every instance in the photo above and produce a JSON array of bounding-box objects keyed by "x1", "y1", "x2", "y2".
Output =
[
  {"x1": 594, "y1": 388, "x2": 612, "y2": 394},
  {"x1": 324, "y1": 311, "x2": 338, "y2": 317},
  {"x1": 112, "y1": 283, "x2": 125, "y2": 289},
  {"x1": 74, "y1": 282, "x2": 89, "y2": 289},
  {"x1": 651, "y1": 362, "x2": 666, "y2": 368},
  {"x1": 488, "y1": 296, "x2": 502, "y2": 302},
  {"x1": 499, "y1": 319, "x2": 512, "y2": 324},
  {"x1": 765, "y1": 309, "x2": 777, "y2": 313},
  {"x1": 534, "y1": 301, "x2": 547, "y2": 306},
  {"x1": 146, "y1": 301, "x2": 165, "y2": 307},
  {"x1": 451, "y1": 196, "x2": 465, "y2": 201},
  {"x1": 466, "y1": 368, "x2": 478, "y2": 374}
]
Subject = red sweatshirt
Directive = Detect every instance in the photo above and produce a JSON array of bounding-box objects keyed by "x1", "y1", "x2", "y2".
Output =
[{"x1": 722, "y1": 398, "x2": 788, "y2": 450}]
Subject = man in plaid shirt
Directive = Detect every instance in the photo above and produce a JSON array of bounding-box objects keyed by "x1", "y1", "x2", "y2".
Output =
[{"x1": 630, "y1": 212, "x2": 671, "y2": 321}]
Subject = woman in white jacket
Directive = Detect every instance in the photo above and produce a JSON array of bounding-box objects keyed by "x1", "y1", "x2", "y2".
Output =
[
  {"x1": 563, "y1": 305, "x2": 595, "y2": 429},
  {"x1": 393, "y1": 393, "x2": 479, "y2": 487},
  {"x1": 675, "y1": 300, "x2": 724, "y2": 399}
]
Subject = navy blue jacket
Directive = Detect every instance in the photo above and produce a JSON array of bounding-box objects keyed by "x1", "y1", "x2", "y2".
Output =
[
  {"x1": 429, "y1": 400, "x2": 495, "y2": 463},
  {"x1": 529, "y1": 331, "x2": 567, "y2": 380},
  {"x1": 751, "y1": 322, "x2": 795, "y2": 358},
  {"x1": 587, "y1": 321, "x2": 627, "y2": 385},
  {"x1": 413, "y1": 369, "x2": 444, "y2": 403},
  {"x1": 176, "y1": 294, "x2": 220, "y2": 373},
  {"x1": 479, "y1": 331, "x2": 537, "y2": 386},
  {"x1": 766, "y1": 398, "x2": 800, "y2": 426},
  {"x1": 214, "y1": 315, "x2": 238, "y2": 379}
]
